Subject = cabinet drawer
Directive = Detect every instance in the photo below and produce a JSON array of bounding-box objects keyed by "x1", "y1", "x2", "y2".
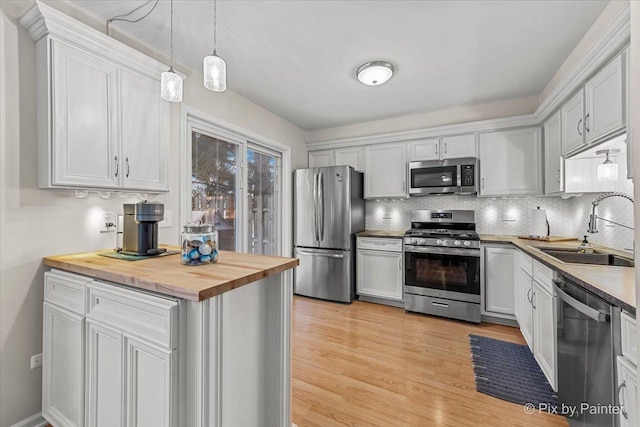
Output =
[
  {"x1": 45, "y1": 269, "x2": 91, "y2": 315},
  {"x1": 532, "y1": 260, "x2": 554, "y2": 293},
  {"x1": 87, "y1": 281, "x2": 179, "y2": 349},
  {"x1": 357, "y1": 237, "x2": 403, "y2": 252},
  {"x1": 622, "y1": 311, "x2": 637, "y2": 366},
  {"x1": 517, "y1": 250, "x2": 533, "y2": 275}
]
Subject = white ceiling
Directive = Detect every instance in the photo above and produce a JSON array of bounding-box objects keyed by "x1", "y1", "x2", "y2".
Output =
[{"x1": 70, "y1": 0, "x2": 609, "y2": 131}]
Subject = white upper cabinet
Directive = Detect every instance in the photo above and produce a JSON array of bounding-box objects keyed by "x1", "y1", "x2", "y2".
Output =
[
  {"x1": 544, "y1": 110, "x2": 563, "y2": 194},
  {"x1": 49, "y1": 40, "x2": 120, "y2": 189},
  {"x1": 120, "y1": 70, "x2": 169, "y2": 191},
  {"x1": 584, "y1": 53, "x2": 625, "y2": 144},
  {"x1": 407, "y1": 134, "x2": 476, "y2": 161},
  {"x1": 478, "y1": 127, "x2": 542, "y2": 196},
  {"x1": 561, "y1": 89, "x2": 585, "y2": 155},
  {"x1": 364, "y1": 143, "x2": 407, "y2": 198},
  {"x1": 21, "y1": 2, "x2": 170, "y2": 193},
  {"x1": 441, "y1": 134, "x2": 477, "y2": 159},
  {"x1": 308, "y1": 150, "x2": 334, "y2": 168},
  {"x1": 335, "y1": 147, "x2": 364, "y2": 171}
]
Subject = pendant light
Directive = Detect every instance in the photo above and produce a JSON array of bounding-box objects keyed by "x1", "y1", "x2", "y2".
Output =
[
  {"x1": 596, "y1": 149, "x2": 620, "y2": 182},
  {"x1": 161, "y1": 0, "x2": 183, "y2": 102},
  {"x1": 203, "y1": 0, "x2": 227, "y2": 92}
]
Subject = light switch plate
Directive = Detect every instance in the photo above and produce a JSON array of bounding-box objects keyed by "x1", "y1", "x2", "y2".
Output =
[{"x1": 100, "y1": 212, "x2": 116, "y2": 233}]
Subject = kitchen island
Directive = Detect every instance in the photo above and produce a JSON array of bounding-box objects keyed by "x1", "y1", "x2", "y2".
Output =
[{"x1": 41, "y1": 248, "x2": 298, "y2": 427}]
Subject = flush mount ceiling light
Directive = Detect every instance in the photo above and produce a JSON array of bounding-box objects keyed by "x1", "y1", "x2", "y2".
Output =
[
  {"x1": 160, "y1": 0, "x2": 183, "y2": 102},
  {"x1": 203, "y1": 0, "x2": 227, "y2": 92},
  {"x1": 356, "y1": 61, "x2": 394, "y2": 86},
  {"x1": 596, "y1": 149, "x2": 620, "y2": 182}
]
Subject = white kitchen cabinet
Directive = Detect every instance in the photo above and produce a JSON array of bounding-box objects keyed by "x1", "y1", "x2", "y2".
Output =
[
  {"x1": 48, "y1": 39, "x2": 120, "y2": 189},
  {"x1": 544, "y1": 110, "x2": 563, "y2": 194},
  {"x1": 441, "y1": 134, "x2": 477, "y2": 159},
  {"x1": 482, "y1": 245, "x2": 515, "y2": 318},
  {"x1": 407, "y1": 134, "x2": 476, "y2": 161},
  {"x1": 335, "y1": 147, "x2": 364, "y2": 171},
  {"x1": 617, "y1": 356, "x2": 638, "y2": 427},
  {"x1": 584, "y1": 53, "x2": 625, "y2": 144},
  {"x1": 532, "y1": 280, "x2": 556, "y2": 390},
  {"x1": 364, "y1": 143, "x2": 407, "y2": 198},
  {"x1": 561, "y1": 89, "x2": 585, "y2": 155},
  {"x1": 308, "y1": 150, "x2": 334, "y2": 168},
  {"x1": 357, "y1": 237, "x2": 403, "y2": 304},
  {"x1": 120, "y1": 70, "x2": 169, "y2": 192},
  {"x1": 478, "y1": 127, "x2": 542, "y2": 196},
  {"x1": 517, "y1": 266, "x2": 534, "y2": 349}
]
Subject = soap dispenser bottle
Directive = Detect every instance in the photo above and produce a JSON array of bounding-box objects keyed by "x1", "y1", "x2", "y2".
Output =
[{"x1": 578, "y1": 235, "x2": 594, "y2": 254}]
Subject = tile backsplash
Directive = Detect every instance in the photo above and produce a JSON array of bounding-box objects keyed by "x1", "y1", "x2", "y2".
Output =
[{"x1": 365, "y1": 192, "x2": 635, "y2": 253}]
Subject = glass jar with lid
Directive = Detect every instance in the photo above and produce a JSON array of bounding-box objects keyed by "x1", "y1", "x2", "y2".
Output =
[{"x1": 181, "y1": 223, "x2": 218, "y2": 265}]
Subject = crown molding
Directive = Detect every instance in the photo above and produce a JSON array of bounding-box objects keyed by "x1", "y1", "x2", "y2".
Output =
[
  {"x1": 305, "y1": 114, "x2": 538, "y2": 150},
  {"x1": 18, "y1": 1, "x2": 169, "y2": 78},
  {"x1": 534, "y1": 3, "x2": 630, "y2": 121}
]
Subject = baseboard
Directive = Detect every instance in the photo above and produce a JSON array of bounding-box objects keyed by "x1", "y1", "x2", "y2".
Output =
[
  {"x1": 10, "y1": 413, "x2": 47, "y2": 427},
  {"x1": 357, "y1": 295, "x2": 405, "y2": 308}
]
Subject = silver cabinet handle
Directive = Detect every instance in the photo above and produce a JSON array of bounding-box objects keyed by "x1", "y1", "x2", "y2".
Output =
[
  {"x1": 402, "y1": 181, "x2": 406, "y2": 192},
  {"x1": 115, "y1": 155, "x2": 119, "y2": 177},
  {"x1": 527, "y1": 288, "x2": 532, "y2": 304},
  {"x1": 577, "y1": 119, "x2": 583, "y2": 136},
  {"x1": 444, "y1": 142, "x2": 447, "y2": 154},
  {"x1": 125, "y1": 157, "x2": 130, "y2": 178},
  {"x1": 481, "y1": 177, "x2": 485, "y2": 190},
  {"x1": 618, "y1": 381, "x2": 628, "y2": 419},
  {"x1": 531, "y1": 291, "x2": 537, "y2": 309},
  {"x1": 435, "y1": 144, "x2": 438, "y2": 156},
  {"x1": 556, "y1": 170, "x2": 560, "y2": 184},
  {"x1": 584, "y1": 113, "x2": 590, "y2": 133},
  {"x1": 399, "y1": 257, "x2": 402, "y2": 270}
]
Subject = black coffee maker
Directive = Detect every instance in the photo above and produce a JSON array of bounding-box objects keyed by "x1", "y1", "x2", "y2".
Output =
[{"x1": 120, "y1": 202, "x2": 166, "y2": 256}]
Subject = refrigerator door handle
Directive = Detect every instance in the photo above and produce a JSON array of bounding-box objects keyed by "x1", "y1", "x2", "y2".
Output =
[
  {"x1": 318, "y1": 171, "x2": 325, "y2": 241},
  {"x1": 313, "y1": 172, "x2": 319, "y2": 242},
  {"x1": 296, "y1": 250, "x2": 344, "y2": 259}
]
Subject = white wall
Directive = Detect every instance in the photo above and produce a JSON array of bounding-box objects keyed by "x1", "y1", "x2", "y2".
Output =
[{"x1": 0, "y1": 2, "x2": 305, "y2": 425}]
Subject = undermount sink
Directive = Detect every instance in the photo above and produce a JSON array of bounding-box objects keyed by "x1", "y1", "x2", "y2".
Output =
[{"x1": 539, "y1": 248, "x2": 634, "y2": 268}]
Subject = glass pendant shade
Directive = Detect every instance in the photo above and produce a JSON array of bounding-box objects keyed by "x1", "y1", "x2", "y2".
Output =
[
  {"x1": 161, "y1": 68, "x2": 183, "y2": 102},
  {"x1": 597, "y1": 161, "x2": 618, "y2": 182},
  {"x1": 203, "y1": 53, "x2": 227, "y2": 92}
]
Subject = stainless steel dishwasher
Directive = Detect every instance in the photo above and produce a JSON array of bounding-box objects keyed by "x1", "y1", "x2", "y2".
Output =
[{"x1": 554, "y1": 278, "x2": 621, "y2": 427}]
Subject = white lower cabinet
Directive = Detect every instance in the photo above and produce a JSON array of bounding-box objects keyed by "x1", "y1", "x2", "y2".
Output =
[
  {"x1": 517, "y1": 267, "x2": 534, "y2": 349},
  {"x1": 357, "y1": 237, "x2": 403, "y2": 304},
  {"x1": 532, "y1": 280, "x2": 556, "y2": 389},
  {"x1": 482, "y1": 245, "x2": 515, "y2": 319},
  {"x1": 617, "y1": 356, "x2": 638, "y2": 427}
]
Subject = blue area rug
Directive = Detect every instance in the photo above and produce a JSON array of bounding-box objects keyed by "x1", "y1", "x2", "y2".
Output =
[{"x1": 469, "y1": 334, "x2": 557, "y2": 409}]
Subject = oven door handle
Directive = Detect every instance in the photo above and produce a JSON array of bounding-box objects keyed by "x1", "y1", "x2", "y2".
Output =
[{"x1": 404, "y1": 245, "x2": 480, "y2": 257}]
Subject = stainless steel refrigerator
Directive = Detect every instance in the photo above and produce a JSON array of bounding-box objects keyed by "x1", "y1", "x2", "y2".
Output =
[{"x1": 294, "y1": 166, "x2": 364, "y2": 302}]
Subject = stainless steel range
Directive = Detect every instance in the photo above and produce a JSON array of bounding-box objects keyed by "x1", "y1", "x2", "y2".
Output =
[{"x1": 404, "y1": 210, "x2": 481, "y2": 323}]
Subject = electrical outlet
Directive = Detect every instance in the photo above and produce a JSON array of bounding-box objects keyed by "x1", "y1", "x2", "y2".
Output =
[
  {"x1": 30, "y1": 353, "x2": 42, "y2": 370},
  {"x1": 100, "y1": 211, "x2": 117, "y2": 233},
  {"x1": 159, "y1": 209, "x2": 172, "y2": 228}
]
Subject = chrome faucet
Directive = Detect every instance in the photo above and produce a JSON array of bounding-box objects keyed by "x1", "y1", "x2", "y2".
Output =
[{"x1": 587, "y1": 192, "x2": 634, "y2": 233}]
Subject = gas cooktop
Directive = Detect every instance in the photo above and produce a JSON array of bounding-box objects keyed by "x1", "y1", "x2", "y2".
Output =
[{"x1": 403, "y1": 209, "x2": 480, "y2": 249}]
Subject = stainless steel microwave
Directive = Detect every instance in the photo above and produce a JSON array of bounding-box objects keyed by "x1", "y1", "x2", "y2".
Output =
[{"x1": 408, "y1": 157, "x2": 479, "y2": 195}]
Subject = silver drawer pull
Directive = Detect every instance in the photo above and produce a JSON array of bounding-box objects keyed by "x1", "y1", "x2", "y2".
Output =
[{"x1": 432, "y1": 301, "x2": 449, "y2": 308}]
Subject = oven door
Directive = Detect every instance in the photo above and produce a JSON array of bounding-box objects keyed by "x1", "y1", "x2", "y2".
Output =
[
  {"x1": 404, "y1": 246, "x2": 481, "y2": 302},
  {"x1": 409, "y1": 162, "x2": 460, "y2": 195}
]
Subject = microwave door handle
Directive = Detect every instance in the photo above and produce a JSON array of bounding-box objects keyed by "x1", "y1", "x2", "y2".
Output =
[{"x1": 456, "y1": 164, "x2": 462, "y2": 189}]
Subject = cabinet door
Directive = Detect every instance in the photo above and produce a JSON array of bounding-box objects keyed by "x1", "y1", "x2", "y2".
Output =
[
  {"x1": 441, "y1": 134, "x2": 476, "y2": 159},
  {"x1": 308, "y1": 150, "x2": 334, "y2": 168},
  {"x1": 120, "y1": 70, "x2": 169, "y2": 192},
  {"x1": 407, "y1": 138, "x2": 439, "y2": 161},
  {"x1": 518, "y1": 269, "x2": 534, "y2": 350},
  {"x1": 561, "y1": 89, "x2": 585, "y2": 155},
  {"x1": 479, "y1": 127, "x2": 542, "y2": 196},
  {"x1": 357, "y1": 249, "x2": 403, "y2": 301},
  {"x1": 364, "y1": 143, "x2": 407, "y2": 198},
  {"x1": 42, "y1": 303, "x2": 85, "y2": 427},
  {"x1": 617, "y1": 356, "x2": 638, "y2": 427},
  {"x1": 335, "y1": 147, "x2": 364, "y2": 171},
  {"x1": 86, "y1": 321, "x2": 124, "y2": 427},
  {"x1": 126, "y1": 338, "x2": 176, "y2": 427},
  {"x1": 483, "y1": 246, "x2": 515, "y2": 316},
  {"x1": 585, "y1": 54, "x2": 625, "y2": 144},
  {"x1": 544, "y1": 111, "x2": 563, "y2": 194},
  {"x1": 51, "y1": 39, "x2": 119, "y2": 188},
  {"x1": 532, "y1": 281, "x2": 556, "y2": 390}
]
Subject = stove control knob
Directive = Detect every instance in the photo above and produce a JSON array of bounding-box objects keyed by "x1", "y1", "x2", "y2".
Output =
[
  {"x1": 454, "y1": 240, "x2": 462, "y2": 246},
  {"x1": 418, "y1": 238, "x2": 426, "y2": 245},
  {"x1": 463, "y1": 241, "x2": 472, "y2": 247},
  {"x1": 436, "y1": 239, "x2": 444, "y2": 245},
  {"x1": 406, "y1": 238, "x2": 416, "y2": 245}
]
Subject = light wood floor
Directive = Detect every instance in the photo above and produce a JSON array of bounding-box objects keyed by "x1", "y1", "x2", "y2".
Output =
[{"x1": 291, "y1": 296, "x2": 568, "y2": 427}]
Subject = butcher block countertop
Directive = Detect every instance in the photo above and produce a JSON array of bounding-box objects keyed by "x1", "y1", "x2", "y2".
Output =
[
  {"x1": 43, "y1": 246, "x2": 299, "y2": 302},
  {"x1": 480, "y1": 234, "x2": 635, "y2": 314}
]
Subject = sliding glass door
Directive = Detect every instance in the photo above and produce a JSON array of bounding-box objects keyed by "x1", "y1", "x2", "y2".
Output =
[{"x1": 247, "y1": 146, "x2": 281, "y2": 255}]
